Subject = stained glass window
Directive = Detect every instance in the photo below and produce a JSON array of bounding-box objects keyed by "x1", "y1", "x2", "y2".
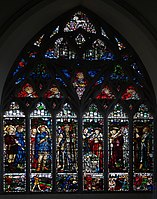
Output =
[
  {"x1": 34, "y1": 34, "x2": 45, "y2": 47},
  {"x1": 73, "y1": 72, "x2": 87, "y2": 100},
  {"x1": 64, "y1": 11, "x2": 96, "y2": 33},
  {"x1": 56, "y1": 103, "x2": 78, "y2": 192},
  {"x1": 75, "y1": 34, "x2": 86, "y2": 45},
  {"x1": 45, "y1": 38, "x2": 76, "y2": 59},
  {"x1": 83, "y1": 104, "x2": 104, "y2": 191},
  {"x1": 83, "y1": 39, "x2": 115, "y2": 60},
  {"x1": 13, "y1": 58, "x2": 27, "y2": 76},
  {"x1": 133, "y1": 104, "x2": 153, "y2": 191},
  {"x1": 108, "y1": 104, "x2": 129, "y2": 191},
  {"x1": 30, "y1": 102, "x2": 52, "y2": 192},
  {"x1": 2, "y1": 8, "x2": 155, "y2": 194},
  {"x1": 110, "y1": 65, "x2": 128, "y2": 81},
  {"x1": 3, "y1": 102, "x2": 26, "y2": 192},
  {"x1": 122, "y1": 86, "x2": 140, "y2": 100},
  {"x1": 44, "y1": 85, "x2": 62, "y2": 99},
  {"x1": 17, "y1": 83, "x2": 38, "y2": 98},
  {"x1": 50, "y1": 26, "x2": 59, "y2": 38},
  {"x1": 96, "y1": 86, "x2": 115, "y2": 99}
]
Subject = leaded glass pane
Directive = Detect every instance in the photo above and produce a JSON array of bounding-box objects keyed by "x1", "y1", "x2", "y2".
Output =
[
  {"x1": 83, "y1": 104, "x2": 104, "y2": 191},
  {"x1": 56, "y1": 103, "x2": 78, "y2": 192},
  {"x1": 2, "y1": 9, "x2": 155, "y2": 194},
  {"x1": 3, "y1": 102, "x2": 26, "y2": 192},
  {"x1": 73, "y1": 72, "x2": 87, "y2": 100},
  {"x1": 133, "y1": 104, "x2": 154, "y2": 191},
  {"x1": 108, "y1": 104, "x2": 129, "y2": 191},
  {"x1": 30, "y1": 102, "x2": 52, "y2": 192},
  {"x1": 64, "y1": 11, "x2": 96, "y2": 33}
]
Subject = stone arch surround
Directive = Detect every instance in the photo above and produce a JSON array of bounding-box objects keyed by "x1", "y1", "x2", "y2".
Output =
[{"x1": 0, "y1": 0, "x2": 156, "y2": 198}]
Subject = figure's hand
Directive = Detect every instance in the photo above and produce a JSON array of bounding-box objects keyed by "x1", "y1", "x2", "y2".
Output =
[{"x1": 39, "y1": 139, "x2": 46, "y2": 144}]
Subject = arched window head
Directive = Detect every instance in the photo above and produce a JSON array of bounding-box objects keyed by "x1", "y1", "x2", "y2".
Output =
[{"x1": 2, "y1": 7, "x2": 155, "y2": 193}]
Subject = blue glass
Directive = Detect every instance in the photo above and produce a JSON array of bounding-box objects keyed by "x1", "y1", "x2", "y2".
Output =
[
  {"x1": 30, "y1": 65, "x2": 51, "y2": 79},
  {"x1": 110, "y1": 74, "x2": 129, "y2": 81},
  {"x1": 56, "y1": 75, "x2": 67, "y2": 86},
  {"x1": 15, "y1": 75, "x2": 25, "y2": 84},
  {"x1": 45, "y1": 51, "x2": 57, "y2": 59},
  {"x1": 95, "y1": 76, "x2": 104, "y2": 85},
  {"x1": 13, "y1": 59, "x2": 27, "y2": 76},
  {"x1": 100, "y1": 52, "x2": 115, "y2": 61},
  {"x1": 62, "y1": 69, "x2": 71, "y2": 78},
  {"x1": 88, "y1": 71, "x2": 97, "y2": 78}
]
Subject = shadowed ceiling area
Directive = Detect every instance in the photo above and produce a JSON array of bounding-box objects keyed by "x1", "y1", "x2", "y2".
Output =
[{"x1": 0, "y1": 0, "x2": 157, "y2": 39}]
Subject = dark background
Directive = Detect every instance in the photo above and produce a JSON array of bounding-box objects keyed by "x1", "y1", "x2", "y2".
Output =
[{"x1": 0, "y1": 0, "x2": 157, "y2": 198}]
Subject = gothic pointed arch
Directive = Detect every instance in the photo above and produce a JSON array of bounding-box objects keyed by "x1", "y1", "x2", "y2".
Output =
[{"x1": 1, "y1": 7, "x2": 155, "y2": 193}]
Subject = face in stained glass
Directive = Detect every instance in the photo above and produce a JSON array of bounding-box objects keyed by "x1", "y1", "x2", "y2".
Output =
[
  {"x1": 133, "y1": 124, "x2": 153, "y2": 172},
  {"x1": 73, "y1": 72, "x2": 87, "y2": 100},
  {"x1": 133, "y1": 104, "x2": 154, "y2": 173},
  {"x1": 56, "y1": 121, "x2": 78, "y2": 173},
  {"x1": 3, "y1": 102, "x2": 26, "y2": 192},
  {"x1": 108, "y1": 125, "x2": 129, "y2": 171},
  {"x1": 18, "y1": 83, "x2": 38, "y2": 98},
  {"x1": 44, "y1": 85, "x2": 62, "y2": 99},
  {"x1": 108, "y1": 173, "x2": 129, "y2": 191},
  {"x1": 122, "y1": 86, "x2": 140, "y2": 100},
  {"x1": 56, "y1": 103, "x2": 78, "y2": 192},
  {"x1": 30, "y1": 173, "x2": 52, "y2": 192},
  {"x1": 108, "y1": 104, "x2": 129, "y2": 172},
  {"x1": 2, "y1": 8, "x2": 154, "y2": 194},
  {"x1": 83, "y1": 104, "x2": 104, "y2": 192},
  {"x1": 96, "y1": 86, "x2": 115, "y2": 99},
  {"x1": 83, "y1": 126, "x2": 103, "y2": 173},
  {"x1": 30, "y1": 120, "x2": 52, "y2": 173},
  {"x1": 4, "y1": 123, "x2": 26, "y2": 173}
]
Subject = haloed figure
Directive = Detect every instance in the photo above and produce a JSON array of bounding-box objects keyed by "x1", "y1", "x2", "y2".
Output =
[
  {"x1": 35, "y1": 125, "x2": 51, "y2": 172},
  {"x1": 4, "y1": 125, "x2": 18, "y2": 171}
]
